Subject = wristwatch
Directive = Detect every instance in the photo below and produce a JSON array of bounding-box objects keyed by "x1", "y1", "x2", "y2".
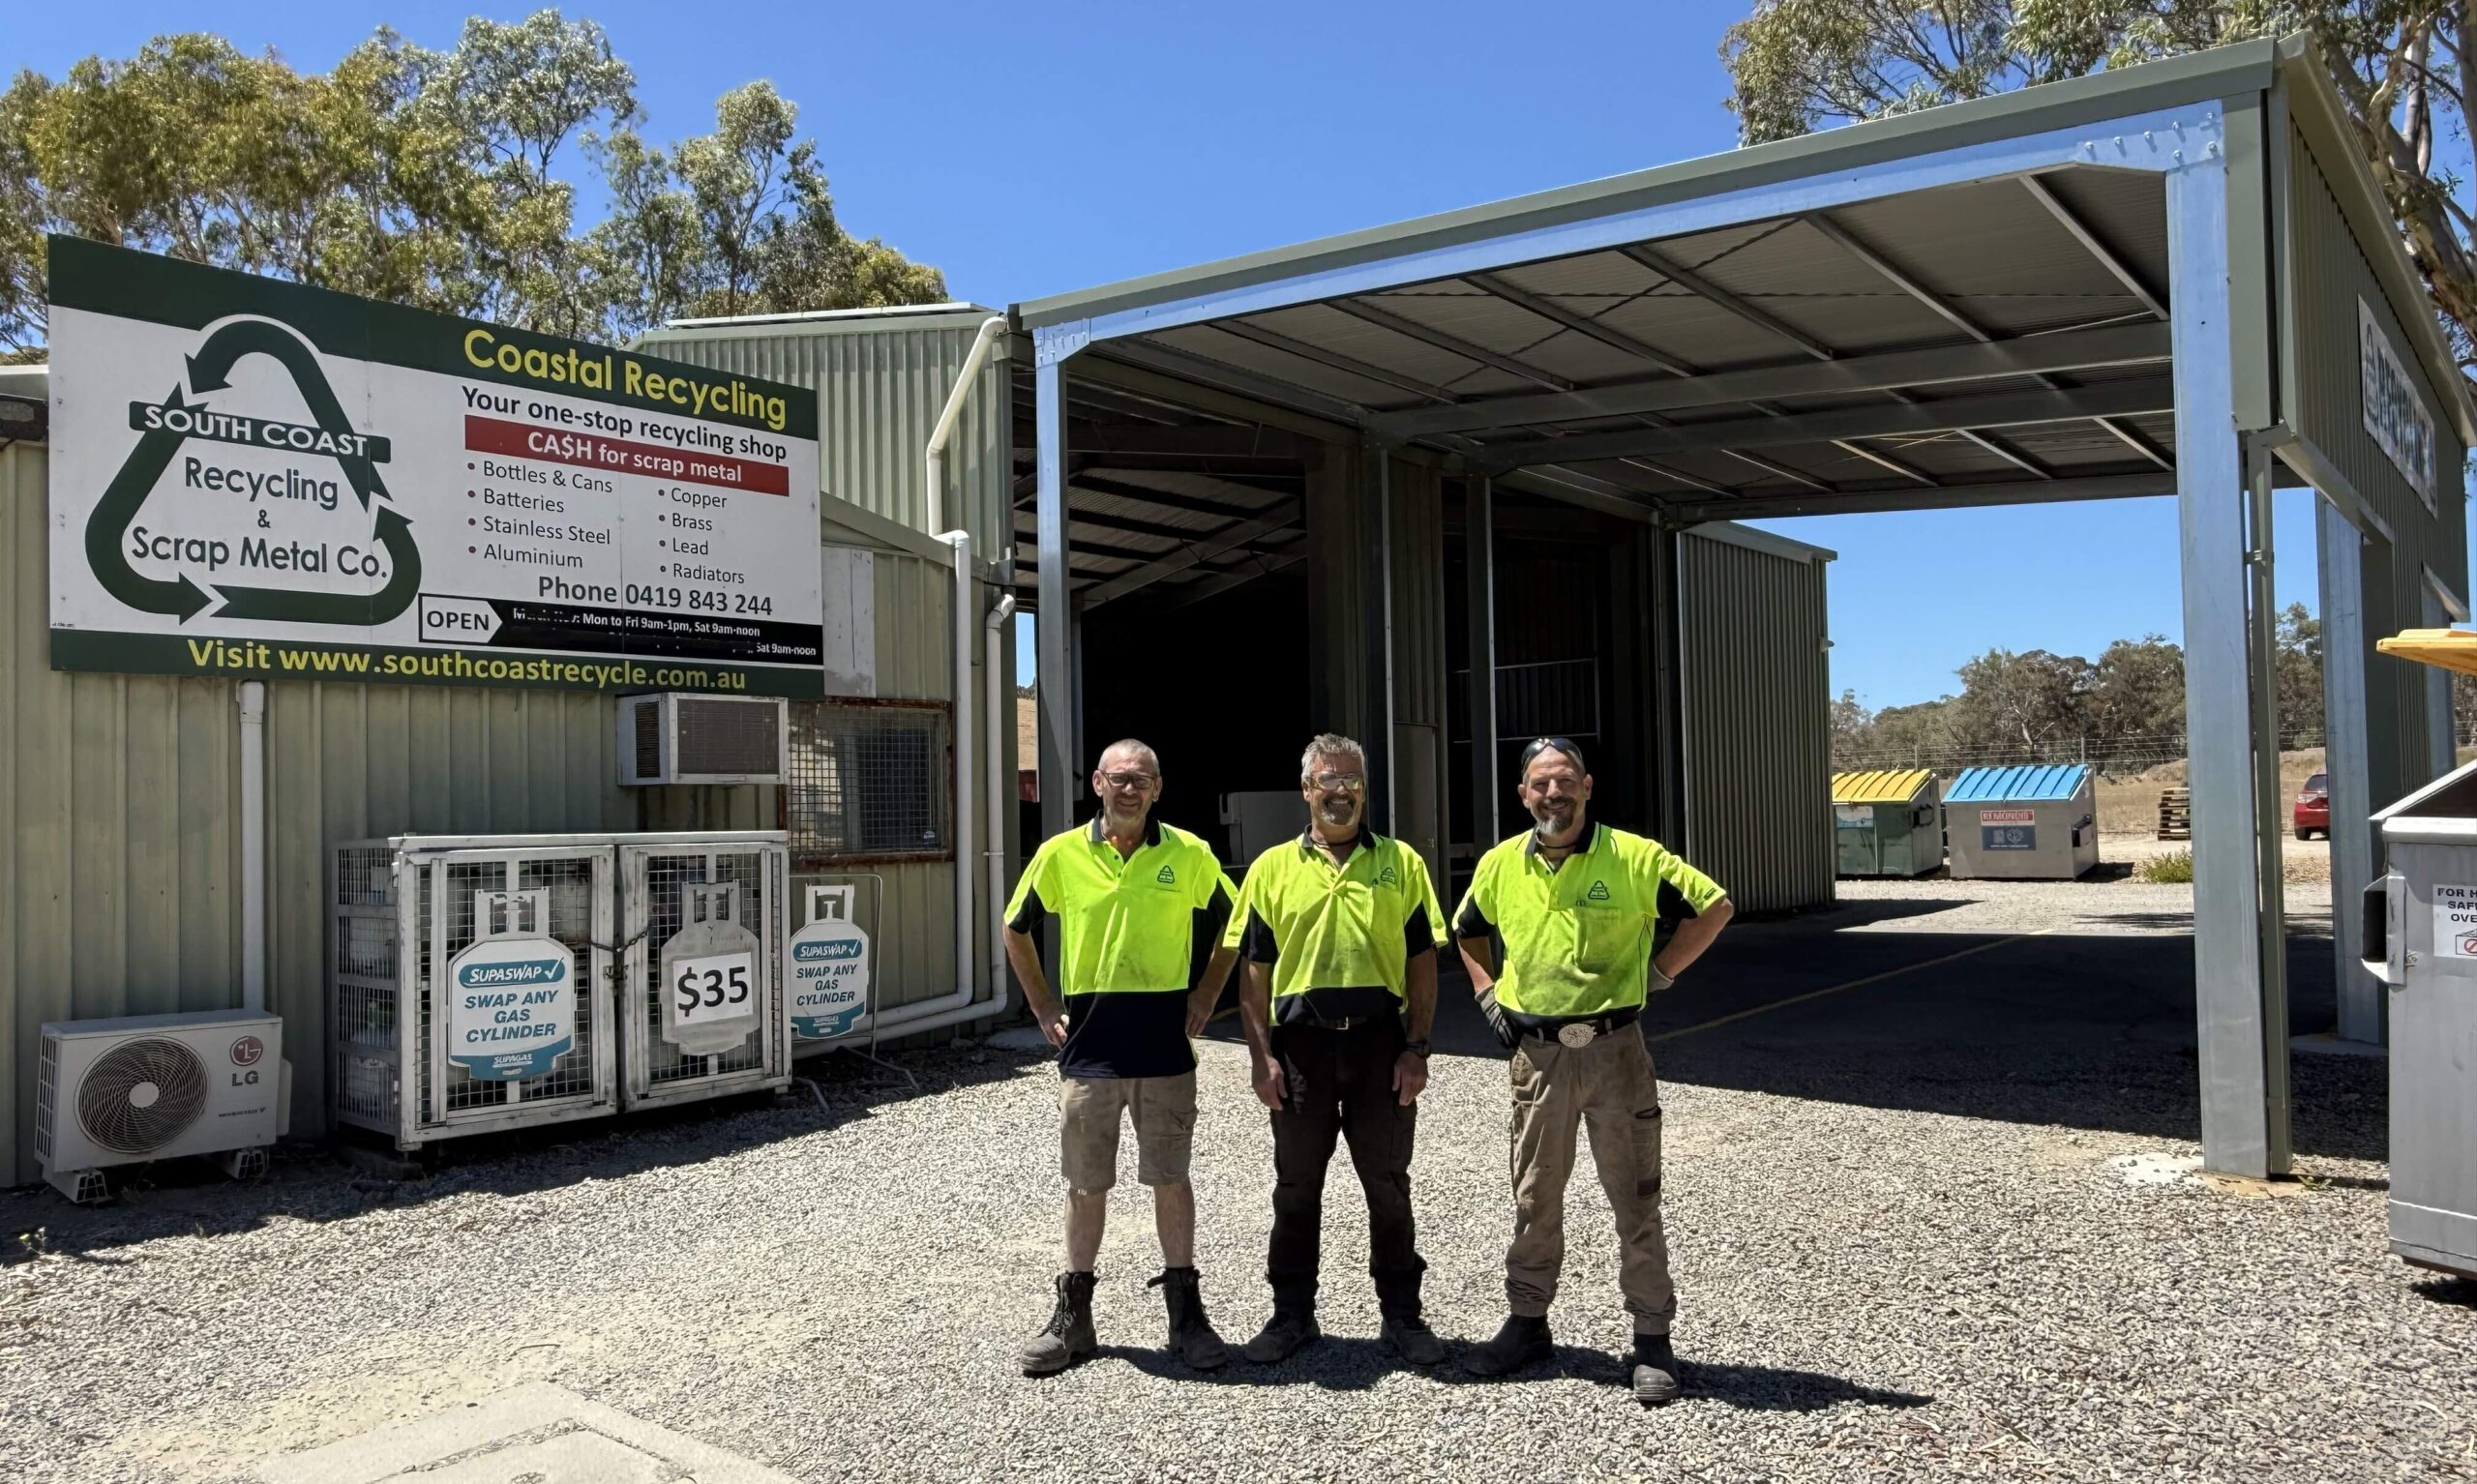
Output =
[{"x1": 1403, "y1": 1038, "x2": 1431, "y2": 1056}]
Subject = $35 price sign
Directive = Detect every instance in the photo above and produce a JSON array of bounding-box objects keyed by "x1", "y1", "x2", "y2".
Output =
[{"x1": 671, "y1": 952, "x2": 755, "y2": 1028}]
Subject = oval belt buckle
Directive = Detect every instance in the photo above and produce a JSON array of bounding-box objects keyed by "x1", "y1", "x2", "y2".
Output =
[{"x1": 1557, "y1": 1022, "x2": 1596, "y2": 1049}]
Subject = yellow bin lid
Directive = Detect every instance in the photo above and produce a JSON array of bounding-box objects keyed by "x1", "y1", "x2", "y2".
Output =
[
  {"x1": 2376, "y1": 628, "x2": 2477, "y2": 676},
  {"x1": 1831, "y1": 768, "x2": 1935, "y2": 805}
]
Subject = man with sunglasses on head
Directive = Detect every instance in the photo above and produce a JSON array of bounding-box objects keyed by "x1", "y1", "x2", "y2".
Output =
[
  {"x1": 1224, "y1": 733, "x2": 1449, "y2": 1367},
  {"x1": 1005, "y1": 739, "x2": 1241, "y2": 1377},
  {"x1": 1453, "y1": 736, "x2": 1734, "y2": 1407}
]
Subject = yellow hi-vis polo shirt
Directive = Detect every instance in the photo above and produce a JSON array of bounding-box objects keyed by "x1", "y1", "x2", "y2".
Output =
[
  {"x1": 1005, "y1": 815, "x2": 1236, "y2": 1079},
  {"x1": 1452, "y1": 822, "x2": 1725, "y2": 1024},
  {"x1": 1224, "y1": 830, "x2": 1447, "y2": 1026}
]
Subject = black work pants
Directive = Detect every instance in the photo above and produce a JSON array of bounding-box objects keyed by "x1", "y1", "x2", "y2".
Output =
[{"x1": 1266, "y1": 1019, "x2": 1425, "y2": 1318}]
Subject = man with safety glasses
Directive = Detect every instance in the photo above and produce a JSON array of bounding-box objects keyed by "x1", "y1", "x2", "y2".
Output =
[
  {"x1": 1004, "y1": 739, "x2": 1241, "y2": 1377},
  {"x1": 1453, "y1": 736, "x2": 1734, "y2": 1406},
  {"x1": 1225, "y1": 733, "x2": 1449, "y2": 1366}
]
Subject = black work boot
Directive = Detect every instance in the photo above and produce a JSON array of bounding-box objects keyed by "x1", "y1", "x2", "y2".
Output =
[
  {"x1": 1149, "y1": 1266, "x2": 1229, "y2": 1370},
  {"x1": 1379, "y1": 1311, "x2": 1447, "y2": 1366},
  {"x1": 1630, "y1": 1331, "x2": 1682, "y2": 1406},
  {"x1": 1019, "y1": 1271, "x2": 1097, "y2": 1376},
  {"x1": 1461, "y1": 1313, "x2": 1554, "y2": 1378},
  {"x1": 1240, "y1": 1307, "x2": 1320, "y2": 1364}
]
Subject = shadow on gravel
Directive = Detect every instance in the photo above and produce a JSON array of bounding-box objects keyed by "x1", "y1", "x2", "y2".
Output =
[
  {"x1": 3, "y1": 1039, "x2": 1054, "y2": 1266},
  {"x1": 1089, "y1": 1341, "x2": 1934, "y2": 1413},
  {"x1": 1679, "y1": 1361, "x2": 1932, "y2": 1412},
  {"x1": 2409, "y1": 1276, "x2": 2477, "y2": 1310}
]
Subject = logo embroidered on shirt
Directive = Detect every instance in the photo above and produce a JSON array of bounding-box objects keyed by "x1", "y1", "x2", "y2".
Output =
[
  {"x1": 1586, "y1": 880, "x2": 1612, "y2": 902},
  {"x1": 1377, "y1": 865, "x2": 1399, "y2": 887},
  {"x1": 1156, "y1": 865, "x2": 1177, "y2": 885}
]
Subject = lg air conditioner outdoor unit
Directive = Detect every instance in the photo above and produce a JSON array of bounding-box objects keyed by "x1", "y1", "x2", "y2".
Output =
[
  {"x1": 36, "y1": 1009, "x2": 287, "y2": 1203},
  {"x1": 616, "y1": 694, "x2": 788, "y2": 786}
]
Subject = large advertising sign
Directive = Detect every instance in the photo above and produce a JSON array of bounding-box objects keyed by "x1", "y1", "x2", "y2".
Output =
[{"x1": 45, "y1": 235, "x2": 823, "y2": 696}]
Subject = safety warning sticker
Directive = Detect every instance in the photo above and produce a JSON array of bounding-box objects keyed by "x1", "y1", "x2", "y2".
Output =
[{"x1": 2432, "y1": 882, "x2": 2477, "y2": 958}]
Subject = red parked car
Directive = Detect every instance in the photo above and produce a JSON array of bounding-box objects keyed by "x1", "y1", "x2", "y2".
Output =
[{"x1": 2293, "y1": 770, "x2": 2330, "y2": 840}]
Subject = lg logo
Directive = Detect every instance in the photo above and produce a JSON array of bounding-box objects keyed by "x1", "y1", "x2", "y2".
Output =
[{"x1": 229, "y1": 1035, "x2": 265, "y2": 1067}]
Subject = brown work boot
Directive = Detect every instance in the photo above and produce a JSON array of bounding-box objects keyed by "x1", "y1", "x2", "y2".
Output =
[
  {"x1": 1461, "y1": 1313, "x2": 1553, "y2": 1377},
  {"x1": 1630, "y1": 1331, "x2": 1682, "y2": 1406},
  {"x1": 1149, "y1": 1266, "x2": 1229, "y2": 1370},
  {"x1": 1019, "y1": 1271, "x2": 1097, "y2": 1376}
]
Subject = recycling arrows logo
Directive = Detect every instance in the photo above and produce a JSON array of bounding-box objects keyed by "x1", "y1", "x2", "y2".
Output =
[
  {"x1": 1585, "y1": 880, "x2": 1612, "y2": 902},
  {"x1": 85, "y1": 316, "x2": 419, "y2": 626}
]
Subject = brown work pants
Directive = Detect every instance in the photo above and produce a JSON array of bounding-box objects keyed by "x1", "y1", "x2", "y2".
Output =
[{"x1": 1504, "y1": 1024, "x2": 1676, "y2": 1335}]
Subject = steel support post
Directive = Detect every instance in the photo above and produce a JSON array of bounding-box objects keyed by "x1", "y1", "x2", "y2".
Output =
[
  {"x1": 2318, "y1": 496, "x2": 2381, "y2": 1044},
  {"x1": 1366, "y1": 445, "x2": 1397, "y2": 835},
  {"x1": 2245, "y1": 442, "x2": 2292, "y2": 1172},
  {"x1": 1647, "y1": 524, "x2": 1688, "y2": 846},
  {"x1": 2169, "y1": 153, "x2": 2287, "y2": 1177},
  {"x1": 1033, "y1": 327, "x2": 1083, "y2": 843},
  {"x1": 1465, "y1": 475, "x2": 1500, "y2": 849}
]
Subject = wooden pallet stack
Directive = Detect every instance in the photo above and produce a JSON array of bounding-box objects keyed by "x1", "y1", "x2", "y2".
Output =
[{"x1": 2156, "y1": 787, "x2": 2192, "y2": 840}]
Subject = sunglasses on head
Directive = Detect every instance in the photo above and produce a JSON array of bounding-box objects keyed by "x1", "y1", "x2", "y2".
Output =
[{"x1": 1518, "y1": 736, "x2": 1587, "y2": 776}]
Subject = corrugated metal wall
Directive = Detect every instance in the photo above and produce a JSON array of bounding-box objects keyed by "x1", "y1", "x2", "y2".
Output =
[
  {"x1": 1677, "y1": 528, "x2": 1835, "y2": 913},
  {"x1": 2285, "y1": 124, "x2": 2471, "y2": 796},
  {"x1": 638, "y1": 312, "x2": 1012, "y2": 555},
  {"x1": 791, "y1": 539, "x2": 990, "y2": 1018},
  {"x1": 1, "y1": 438, "x2": 789, "y2": 1185}
]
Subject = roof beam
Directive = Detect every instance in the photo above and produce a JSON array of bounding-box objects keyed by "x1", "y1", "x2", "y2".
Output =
[
  {"x1": 1665, "y1": 470, "x2": 2174, "y2": 522},
  {"x1": 1370, "y1": 321, "x2": 2169, "y2": 438},
  {"x1": 1461, "y1": 272, "x2": 1700, "y2": 376},
  {"x1": 1077, "y1": 500, "x2": 1306, "y2": 609},
  {"x1": 1620, "y1": 243, "x2": 1837, "y2": 361},
  {"x1": 1213, "y1": 321, "x2": 1460, "y2": 402},
  {"x1": 1473, "y1": 380, "x2": 2172, "y2": 467},
  {"x1": 2019, "y1": 175, "x2": 2169, "y2": 319},
  {"x1": 1166, "y1": 546, "x2": 1310, "y2": 609},
  {"x1": 1065, "y1": 472, "x2": 1297, "y2": 520},
  {"x1": 1014, "y1": 503, "x2": 1297, "y2": 546},
  {"x1": 1328, "y1": 298, "x2": 1574, "y2": 391}
]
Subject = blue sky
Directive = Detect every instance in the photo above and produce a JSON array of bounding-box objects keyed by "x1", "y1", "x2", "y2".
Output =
[{"x1": 19, "y1": 2, "x2": 2422, "y2": 705}]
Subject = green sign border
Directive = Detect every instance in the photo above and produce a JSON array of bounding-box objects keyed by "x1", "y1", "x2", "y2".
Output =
[{"x1": 51, "y1": 630, "x2": 822, "y2": 698}]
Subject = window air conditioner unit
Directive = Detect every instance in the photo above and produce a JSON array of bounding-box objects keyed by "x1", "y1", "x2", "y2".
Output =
[
  {"x1": 37, "y1": 1009, "x2": 287, "y2": 1203},
  {"x1": 617, "y1": 694, "x2": 788, "y2": 786}
]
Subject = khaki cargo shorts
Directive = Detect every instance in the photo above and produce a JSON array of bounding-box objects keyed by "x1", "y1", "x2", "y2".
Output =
[{"x1": 1059, "y1": 1071, "x2": 1197, "y2": 1191}]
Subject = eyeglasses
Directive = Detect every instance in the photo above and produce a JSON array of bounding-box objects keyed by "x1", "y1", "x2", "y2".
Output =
[
  {"x1": 1518, "y1": 736, "x2": 1587, "y2": 777},
  {"x1": 1099, "y1": 771, "x2": 1158, "y2": 790},
  {"x1": 1307, "y1": 772, "x2": 1367, "y2": 793}
]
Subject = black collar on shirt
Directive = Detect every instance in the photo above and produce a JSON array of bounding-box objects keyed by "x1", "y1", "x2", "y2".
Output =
[
  {"x1": 1089, "y1": 814, "x2": 1165, "y2": 849},
  {"x1": 1524, "y1": 819, "x2": 1599, "y2": 860},
  {"x1": 1299, "y1": 827, "x2": 1381, "y2": 858}
]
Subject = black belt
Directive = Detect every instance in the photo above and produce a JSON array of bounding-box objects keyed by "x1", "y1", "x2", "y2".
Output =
[
  {"x1": 1291, "y1": 1013, "x2": 1397, "y2": 1032},
  {"x1": 1518, "y1": 1007, "x2": 1640, "y2": 1048}
]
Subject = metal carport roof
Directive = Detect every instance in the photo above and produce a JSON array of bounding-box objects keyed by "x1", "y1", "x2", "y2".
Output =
[{"x1": 1006, "y1": 36, "x2": 2475, "y2": 1186}]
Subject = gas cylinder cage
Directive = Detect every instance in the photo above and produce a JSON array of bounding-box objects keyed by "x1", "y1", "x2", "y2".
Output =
[
  {"x1": 618, "y1": 834, "x2": 794, "y2": 1110},
  {"x1": 332, "y1": 836, "x2": 622, "y2": 1149}
]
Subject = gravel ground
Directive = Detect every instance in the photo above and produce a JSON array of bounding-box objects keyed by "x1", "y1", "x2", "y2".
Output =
[{"x1": 4, "y1": 880, "x2": 2472, "y2": 1484}]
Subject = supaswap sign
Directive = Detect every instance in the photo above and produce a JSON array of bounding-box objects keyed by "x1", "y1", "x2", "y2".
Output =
[{"x1": 45, "y1": 235, "x2": 823, "y2": 696}]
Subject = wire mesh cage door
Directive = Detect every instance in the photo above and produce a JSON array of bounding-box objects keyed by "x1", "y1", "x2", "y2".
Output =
[
  {"x1": 619, "y1": 837, "x2": 791, "y2": 1110},
  {"x1": 331, "y1": 844, "x2": 405, "y2": 1138},
  {"x1": 413, "y1": 844, "x2": 618, "y2": 1141}
]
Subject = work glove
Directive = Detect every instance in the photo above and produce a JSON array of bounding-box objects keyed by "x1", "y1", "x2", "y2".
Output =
[
  {"x1": 1475, "y1": 987, "x2": 1520, "y2": 1050},
  {"x1": 1647, "y1": 964, "x2": 1675, "y2": 994}
]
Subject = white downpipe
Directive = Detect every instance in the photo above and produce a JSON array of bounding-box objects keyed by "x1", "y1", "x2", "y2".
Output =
[
  {"x1": 984, "y1": 594, "x2": 1016, "y2": 989},
  {"x1": 845, "y1": 313, "x2": 1010, "y2": 1039},
  {"x1": 238, "y1": 681, "x2": 268, "y2": 1012}
]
